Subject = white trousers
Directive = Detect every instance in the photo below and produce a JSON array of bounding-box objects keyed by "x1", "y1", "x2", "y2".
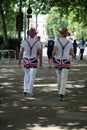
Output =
[
  {"x1": 24, "y1": 68, "x2": 37, "y2": 94},
  {"x1": 55, "y1": 69, "x2": 69, "y2": 95}
]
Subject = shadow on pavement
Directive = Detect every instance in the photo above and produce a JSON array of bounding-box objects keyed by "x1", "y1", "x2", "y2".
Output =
[{"x1": 0, "y1": 59, "x2": 87, "y2": 130}]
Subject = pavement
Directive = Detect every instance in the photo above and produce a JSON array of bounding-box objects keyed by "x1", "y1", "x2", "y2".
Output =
[{"x1": 0, "y1": 50, "x2": 87, "y2": 130}]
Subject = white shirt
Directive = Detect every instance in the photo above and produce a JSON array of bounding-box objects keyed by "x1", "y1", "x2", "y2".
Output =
[
  {"x1": 79, "y1": 40, "x2": 85, "y2": 49},
  {"x1": 54, "y1": 38, "x2": 73, "y2": 60},
  {"x1": 21, "y1": 38, "x2": 41, "y2": 59}
]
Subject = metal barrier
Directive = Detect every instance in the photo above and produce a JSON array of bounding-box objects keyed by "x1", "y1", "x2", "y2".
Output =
[{"x1": 0, "y1": 50, "x2": 16, "y2": 63}]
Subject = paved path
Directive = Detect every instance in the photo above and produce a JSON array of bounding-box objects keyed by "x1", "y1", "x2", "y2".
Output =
[{"x1": 0, "y1": 53, "x2": 87, "y2": 130}]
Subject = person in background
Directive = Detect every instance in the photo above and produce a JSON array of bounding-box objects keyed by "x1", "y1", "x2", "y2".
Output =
[
  {"x1": 36, "y1": 36, "x2": 43, "y2": 67},
  {"x1": 45, "y1": 36, "x2": 55, "y2": 69},
  {"x1": 78, "y1": 37, "x2": 86, "y2": 60},
  {"x1": 52, "y1": 27, "x2": 74, "y2": 101},
  {"x1": 72, "y1": 39, "x2": 78, "y2": 60},
  {"x1": 18, "y1": 28, "x2": 42, "y2": 96}
]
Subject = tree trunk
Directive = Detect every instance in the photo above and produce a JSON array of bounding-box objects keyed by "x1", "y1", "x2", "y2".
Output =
[{"x1": 0, "y1": 4, "x2": 8, "y2": 46}]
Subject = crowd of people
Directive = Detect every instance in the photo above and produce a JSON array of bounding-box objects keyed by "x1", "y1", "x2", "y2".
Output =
[{"x1": 18, "y1": 27, "x2": 87, "y2": 101}]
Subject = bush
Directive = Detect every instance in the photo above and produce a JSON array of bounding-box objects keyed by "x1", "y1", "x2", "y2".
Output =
[
  {"x1": 0, "y1": 35, "x2": 3, "y2": 43},
  {"x1": 0, "y1": 36, "x2": 21, "y2": 50},
  {"x1": 8, "y1": 38, "x2": 21, "y2": 51},
  {"x1": 0, "y1": 36, "x2": 21, "y2": 58}
]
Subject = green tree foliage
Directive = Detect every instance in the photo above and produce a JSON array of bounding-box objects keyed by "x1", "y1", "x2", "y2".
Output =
[
  {"x1": 0, "y1": 0, "x2": 87, "y2": 45},
  {"x1": 0, "y1": 0, "x2": 18, "y2": 45},
  {"x1": 45, "y1": 7, "x2": 69, "y2": 38}
]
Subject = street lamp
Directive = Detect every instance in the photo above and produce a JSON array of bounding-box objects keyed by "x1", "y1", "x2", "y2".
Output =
[
  {"x1": 27, "y1": 5, "x2": 32, "y2": 31},
  {"x1": 72, "y1": 26, "x2": 77, "y2": 40},
  {"x1": 81, "y1": 31, "x2": 84, "y2": 37},
  {"x1": 16, "y1": 0, "x2": 23, "y2": 39},
  {"x1": 72, "y1": 26, "x2": 75, "y2": 36}
]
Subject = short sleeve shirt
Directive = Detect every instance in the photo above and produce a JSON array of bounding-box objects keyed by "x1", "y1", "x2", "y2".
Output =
[
  {"x1": 54, "y1": 38, "x2": 73, "y2": 59},
  {"x1": 46, "y1": 39, "x2": 55, "y2": 52},
  {"x1": 20, "y1": 38, "x2": 41, "y2": 59},
  {"x1": 79, "y1": 40, "x2": 85, "y2": 49}
]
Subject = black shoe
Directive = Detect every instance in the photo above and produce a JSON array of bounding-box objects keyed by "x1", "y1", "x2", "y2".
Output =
[
  {"x1": 48, "y1": 66, "x2": 52, "y2": 70},
  {"x1": 59, "y1": 94, "x2": 64, "y2": 101},
  {"x1": 24, "y1": 92, "x2": 27, "y2": 96},
  {"x1": 59, "y1": 97, "x2": 64, "y2": 101}
]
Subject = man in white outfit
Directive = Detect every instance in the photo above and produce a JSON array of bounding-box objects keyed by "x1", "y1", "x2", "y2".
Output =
[
  {"x1": 52, "y1": 27, "x2": 74, "y2": 101},
  {"x1": 18, "y1": 28, "x2": 42, "y2": 96}
]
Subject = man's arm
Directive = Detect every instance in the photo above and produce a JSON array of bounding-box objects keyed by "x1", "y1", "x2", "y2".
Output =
[
  {"x1": 70, "y1": 48, "x2": 74, "y2": 56},
  {"x1": 37, "y1": 48, "x2": 42, "y2": 66},
  {"x1": 18, "y1": 48, "x2": 24, "y2": 67},
  {"x1": 52, "y1": 46, "x2": 58, "y2": 59}
]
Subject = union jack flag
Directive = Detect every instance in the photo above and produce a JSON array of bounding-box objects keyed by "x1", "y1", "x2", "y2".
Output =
[
  {"x1": 54, "y1": 59, "x2": 70, "y2": 70},
  {"x1": 23, "y1": 57, "x2": 37, "y2": 68}
]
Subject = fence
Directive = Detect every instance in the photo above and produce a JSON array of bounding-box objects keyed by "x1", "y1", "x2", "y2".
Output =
[{"x1": 0, "y1": 50, "x2": 16, "y2": 63}]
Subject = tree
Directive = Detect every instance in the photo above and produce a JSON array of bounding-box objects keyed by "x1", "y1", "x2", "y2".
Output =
[
  {"x1": 0, "y1": 0, "x2": 87, "y2": 45},
  {"x1": 28, "y1": 0, "x2": 50, "y2": 30},
  {"x1": 45, "y1": 7, "x2": 68, "y2": 38},
  {"x1": 0, "y1": 3, "x2": 8, "y2": 45}
]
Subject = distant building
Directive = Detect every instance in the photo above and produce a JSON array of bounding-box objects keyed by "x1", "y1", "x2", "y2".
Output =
[{"x1": 29, "y1": 14, "x2": 48, "y2": 42}]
